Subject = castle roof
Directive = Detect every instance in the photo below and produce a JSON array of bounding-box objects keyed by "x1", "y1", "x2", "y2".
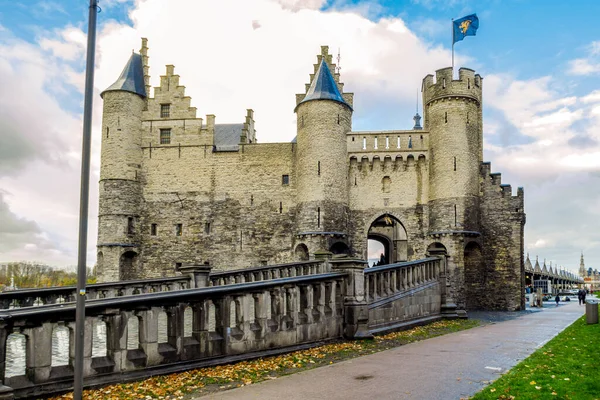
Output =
[
  {"x1": 101, "y1": 53, "x2": 146, "y2": 98},
  {"x1": 296, "y1": 57, "x2": 352, "y2": 111},
  {"x1": 213, "y1": 124, "x2": 244, "y2": 152}
]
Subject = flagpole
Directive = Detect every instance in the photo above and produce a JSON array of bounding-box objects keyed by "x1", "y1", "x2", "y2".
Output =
[{"x1": 451, "y1": 18, "x2": 455, "y2": 73}]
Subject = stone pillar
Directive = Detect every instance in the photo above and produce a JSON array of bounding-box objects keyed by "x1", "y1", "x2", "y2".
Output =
[
  {"x1": 24, "y1": 322, "x2": 53, "y2": 383},
  {"x1": 429, "y1": 253, "x2": 461, "y2": 319},
  {"x1": 68, "y1": 318, "x2": 94, "y2": 377},
  {"x1": 0, "y1": 322, "x2": 9, "y2": 385},
  {"x1": 138, "y1": 308, "x2": 161, "y2": 365},
  {"x1": 105, "y1": 311, "x2": 128, "y2": 372},
  {"x1": 180, "y1": 264, "x2": 212, "y2": 288},
  {"x1": 330, "y1": 259, "x2": 373, "y2": 339}
]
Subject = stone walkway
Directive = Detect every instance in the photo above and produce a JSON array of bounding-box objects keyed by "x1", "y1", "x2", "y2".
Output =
[{"x1": 194, "y1": 300, "x2": 586, "y2": 400}]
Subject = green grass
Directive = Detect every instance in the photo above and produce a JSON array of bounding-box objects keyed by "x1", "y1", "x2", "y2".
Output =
[{"x1": 471, "y1": 316, "x2": 600, "y2": 400}]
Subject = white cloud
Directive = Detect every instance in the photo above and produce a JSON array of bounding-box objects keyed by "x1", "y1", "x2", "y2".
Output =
[{"x1": 568, "y1": 58, "x2": 600, "y2": 75}]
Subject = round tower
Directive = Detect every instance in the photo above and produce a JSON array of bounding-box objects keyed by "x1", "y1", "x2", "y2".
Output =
[
  {"x1": 423, "y1": 67, "x2": 483, "y2": 232},
  {"x1": 294, "y1": 48, "x2": 353, "y2": 256},
  {"x1": 97, "y1": 50, "x2": 147, "y2": 282}
]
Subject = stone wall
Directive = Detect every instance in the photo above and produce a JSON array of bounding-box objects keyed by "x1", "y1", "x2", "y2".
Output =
[
  {"x1": 478, "y1": 162, "x2": 525, "y2": 311},
  {"x1": 139, "y1": 143, "x2": 298, "y2": 276}
]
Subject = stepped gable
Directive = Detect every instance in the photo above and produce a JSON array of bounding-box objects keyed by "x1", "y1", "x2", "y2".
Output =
[{"x1": 101, "y1": 52, "x2": 146, "y2": 98}]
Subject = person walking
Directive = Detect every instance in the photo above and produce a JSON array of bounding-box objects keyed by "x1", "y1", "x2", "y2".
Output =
[
  {"x1": 578, "y1": 289, "x2": 584, "y2": 305},
  {"x1": 582, "y1": 289, "x2": 587, "y2": 304},
  {"x1": 555, "y1": 294, "x2": 560, "y2": 307}
]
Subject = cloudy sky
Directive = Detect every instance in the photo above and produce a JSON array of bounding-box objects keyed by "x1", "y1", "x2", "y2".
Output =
[{"x1": 1, "y1": 0, "x2": 599, "y2": 274}]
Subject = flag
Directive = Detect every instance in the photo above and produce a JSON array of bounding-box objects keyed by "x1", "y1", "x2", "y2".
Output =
[{"x1": 453, "y1": 14, "x2": 479, "y2": 44}]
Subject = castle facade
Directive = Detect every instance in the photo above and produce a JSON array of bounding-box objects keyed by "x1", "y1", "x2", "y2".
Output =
[{"x1": 97, "y1": 39, "x2": 526, "y2": 310}]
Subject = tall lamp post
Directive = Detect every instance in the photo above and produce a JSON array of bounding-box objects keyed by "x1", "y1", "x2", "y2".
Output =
[{"x1": 74, "y1": 1, "x2": 99, "y2": 398}]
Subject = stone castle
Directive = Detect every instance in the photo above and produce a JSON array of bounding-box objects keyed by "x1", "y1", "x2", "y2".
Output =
[{"x1": 97, "y1": 38, "x2": 526, "y2": 310}]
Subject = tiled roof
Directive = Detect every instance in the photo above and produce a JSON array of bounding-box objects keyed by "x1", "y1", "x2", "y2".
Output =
[
  {"x1": 214, "y1": 124, "x2": 243, "y2": 152},
  {"x1": 101, "y1": 53, "x2": 146, "y2": 98},
  {"x1": 296, "y1": 58, "x2": 352, "y2": 111}
]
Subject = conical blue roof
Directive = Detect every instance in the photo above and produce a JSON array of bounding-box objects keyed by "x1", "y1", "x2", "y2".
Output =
[
  {"x1": 295, "y1": 57, "x2": 352, "y2": 111},
  {"x1": 101, "y1": 52, "x2": 146, "y2": 98}
]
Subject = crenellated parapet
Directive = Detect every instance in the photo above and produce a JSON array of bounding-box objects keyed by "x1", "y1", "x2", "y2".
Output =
[
  {"x1": 349, "y1": 154, "x2": 427, "y2": 173},
  {"x1": 422, "y1": 67, "x2": 482, "y2": 108}
]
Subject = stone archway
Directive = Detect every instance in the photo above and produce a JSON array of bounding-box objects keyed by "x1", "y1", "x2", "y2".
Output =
[
  {"x1": 464, "y1": 241, "x2": 485, "y2": 310},
  {"x1": 119, "y1": 251, "x2": 139, "y2": 281},
  {"x1": 294, "y1": 244, "x2": 309, "y2": 261},
  {"x1": 367, "y1": 214, "x2": 408, "y2": 265}
]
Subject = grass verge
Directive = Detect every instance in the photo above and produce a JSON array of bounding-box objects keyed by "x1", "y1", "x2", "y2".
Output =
[
  {"x1": 471, "y1": 315, "x2": 600, "y2": 400},
  {"x1": 50, "y1": 319, "x2": 479, "y2": 400}
]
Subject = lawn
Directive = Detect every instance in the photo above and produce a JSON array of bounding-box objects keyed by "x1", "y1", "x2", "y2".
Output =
[
  {"x1": 50, "y1": 319, "x2": 479, "y2": 400},
  {"x1": 471, "y1": 315, "x2": 600, "y2": 400}
]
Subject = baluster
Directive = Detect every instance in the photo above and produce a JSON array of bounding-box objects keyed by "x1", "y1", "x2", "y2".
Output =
[
  {"x1": 24, "y1": 322, "x2": 53, "y2": 383},
  {"x1": 138, "y1": 308, "x2": 160, "y2": 366},
  {"x1": 391, "y1": 270, "x2": 397, "y2": 293},
  {"x1": 105, "y1": 312, "x2": 128, "y2": 372}
]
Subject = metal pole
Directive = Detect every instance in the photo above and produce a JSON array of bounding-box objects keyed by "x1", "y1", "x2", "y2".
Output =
[
  {"x1": 74, "y1": 0, "x2": 98, "y2": 398},
  {"x1": 451, "y1": 18, "x2": 455, "y2": 73}
]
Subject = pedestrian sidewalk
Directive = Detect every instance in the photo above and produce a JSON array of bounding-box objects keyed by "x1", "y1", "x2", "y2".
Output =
[{"x1": 195, "y1": 301, "x2": 584, "y2": 400}]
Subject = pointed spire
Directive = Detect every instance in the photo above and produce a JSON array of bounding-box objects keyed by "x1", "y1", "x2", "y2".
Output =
[
  {"x1": 413, "y1": 89, "x2": 423, "y2": 129},
  {"x1": 296, "y1": 57, "x2": 352, "y2": 111},
  {"x1": 101, "y1": 52, "x2": 147, "y2": 98}
]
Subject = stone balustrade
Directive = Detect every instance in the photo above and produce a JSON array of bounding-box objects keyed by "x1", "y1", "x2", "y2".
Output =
[
  {"x1": 0, "y1": 276, "x2": 191, "y2": 310},
  {"x1": 364, "y1": 257, "x2": 443, "y2": 334},
  {"x1": 209, "y1": 261, "x2": 328, "y2": 286},
  {"x1": 0, "y1": 271, "x2": 347, "y2": 399},
  {"x1": 364, "y1": 257, "x2": 440, "y2": 302},
  {"x1": 0, "y1": 258, "x2": 447, "y2": 398}
]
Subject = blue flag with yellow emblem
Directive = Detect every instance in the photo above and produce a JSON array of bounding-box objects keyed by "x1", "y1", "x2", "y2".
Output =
[{"x1": 453, "y1": 14, "x2": 479, "y2": 44}]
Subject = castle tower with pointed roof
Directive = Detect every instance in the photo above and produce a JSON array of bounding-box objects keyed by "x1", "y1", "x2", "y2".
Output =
[{"x1": 294, "y1": 47, "x2": 353, "y2": 253}]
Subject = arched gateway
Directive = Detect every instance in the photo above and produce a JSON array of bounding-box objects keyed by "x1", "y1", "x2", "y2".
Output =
[{"x1": 367, "y1": 214, "x2": 408, "y2": 265}]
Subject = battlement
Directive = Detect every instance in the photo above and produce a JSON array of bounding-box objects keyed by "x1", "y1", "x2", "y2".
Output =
[
  {"x1": 481, "y1": 162, "x2": 524, "y2": 202},
  {"x1": 349, "y1": 154, "x2": 426, "y2": 172},
  {"x1": 422, "y1": 67, "x2": 482, "y2": 106}
]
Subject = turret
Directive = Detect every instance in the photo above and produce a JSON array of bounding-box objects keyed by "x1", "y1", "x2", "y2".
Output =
[
  {"x1": 423, "y1": 67, "x2": 483, "y2": 232},
  {"x1": 96, "y1": 40, "x2": 148, "y2": 282},
  {"x1": 294, "y1": 46, "x2": 353, "y2": 255}
]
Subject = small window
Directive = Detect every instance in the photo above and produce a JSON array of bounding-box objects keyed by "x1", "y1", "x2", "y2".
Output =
[
  {"x1": 175, "y1": 224, "x2": 183, "y2": 236},
  {"x1": 385, "y1": 136, "x2": 389, "y2": 149},
  {"x1": 317, "y1": 207, "x2": 321, "y2": 228},
  {"x1": 205, "y1": 222, "x2": 211, "y2": 234},
  {"x1": 408, "y1": 135, "x2": 413, "y2": 149},
  {"x1": 160, "y1": 129, "x2": 171, "y2": 144},
  {"x1": 175, "y1": 262, "x2": 182, "y2": 270},
  {"x1": 397, "y1": 136, "x2": 401, "y2": 149},
  {"x1": 352, "y1": 137, "x2": 355, "y2": 142},
  {"x1": 160, "y1": 104, "x2": 170, "y2": 118},
  {"x1": 151, "y1": 223, "x2": 157, "y2": 236},
  {"x1": 362, "y1": 137, "x2": 367, "y2": 150},
  {"x1": 445, "y1": 112, "x2": 448, "y2": 123},
  {"x1": 127, "y1": 217, "x2": 134, "y2": 235},
  {"x1": 374, "y1": 137, "x2": 378, "y2": 150},
  {"x1": 317, "y1": 161, "x2": 321, "y2": 176},
  {"x1": 282, "y1": 175, "x2": 289, "y2": 185}
]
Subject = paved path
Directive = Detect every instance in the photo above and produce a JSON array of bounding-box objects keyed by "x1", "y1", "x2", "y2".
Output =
[{"x1": 196, "y1": 301, "x2": 585, "y2": 400}]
